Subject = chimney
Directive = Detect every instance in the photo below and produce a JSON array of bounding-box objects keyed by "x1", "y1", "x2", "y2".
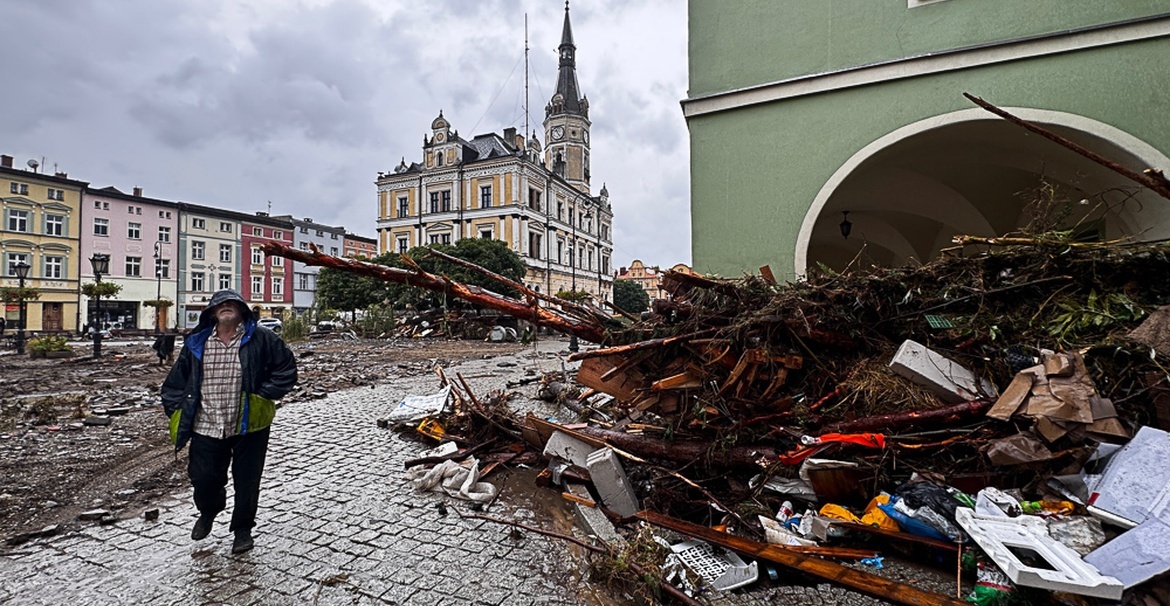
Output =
[
  {"x1": 515, "y1": 133, "x2": 526, "y2": 151},
  {"x1": 133, "y1": 186, "x2": 143, "y2": 197},
  {"x1": 503, "y1": 127, "x2": 517, "y2": 147},
  {"x1": 0, "y1": 155, "x2": 12, "y2": 168},
  {"x1": 55, "y1": 172, "x2": 68, "y2": 178}
]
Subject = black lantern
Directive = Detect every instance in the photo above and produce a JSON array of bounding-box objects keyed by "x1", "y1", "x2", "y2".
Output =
[
  {"x1": 839, "y1": 211, "x2": 853, "y2": 239},
  {"x1": 89, "y1": 254, "x2": 110, "y2": 358},
  {"x1": 14, "y1": 261, "x2": 30, "y2": 355}
]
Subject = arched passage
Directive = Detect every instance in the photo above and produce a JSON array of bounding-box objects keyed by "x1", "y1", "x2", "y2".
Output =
[{"x1": 796, "y1": 108, "x2": 1170, "y2": 275}]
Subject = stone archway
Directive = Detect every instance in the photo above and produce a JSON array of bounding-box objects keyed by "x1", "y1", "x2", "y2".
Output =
[{"x1": 796, "y1": 108, "x2": 1170, "y2": 276}]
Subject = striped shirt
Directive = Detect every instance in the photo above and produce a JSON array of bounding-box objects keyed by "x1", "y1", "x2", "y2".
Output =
[{"x1": 193, "y1": 324, "x2": 244, "y2": 439}]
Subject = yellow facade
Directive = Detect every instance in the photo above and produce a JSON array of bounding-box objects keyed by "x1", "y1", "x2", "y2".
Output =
[{"x1": 1, "y1": 166, "x2": 86, "y2": 331}]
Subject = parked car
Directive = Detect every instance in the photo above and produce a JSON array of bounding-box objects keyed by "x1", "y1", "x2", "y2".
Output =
[{"x1": 258, "y1": 317, "x2": 283, "y2": 333}]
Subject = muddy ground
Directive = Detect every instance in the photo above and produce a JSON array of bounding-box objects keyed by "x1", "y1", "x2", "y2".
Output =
[{"x1": 0, "y1": 336, "x2": 530, "y2": 545}]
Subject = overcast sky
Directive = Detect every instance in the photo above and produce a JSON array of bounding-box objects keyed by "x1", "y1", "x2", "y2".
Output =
[{"x1": 1, "y1": 0, "x2": 691, "y2": 267}]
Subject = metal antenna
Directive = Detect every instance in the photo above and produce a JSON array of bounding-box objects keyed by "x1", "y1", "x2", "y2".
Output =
[{"x1": 524, "y1": 13, "x2": 530, "y2": 148}]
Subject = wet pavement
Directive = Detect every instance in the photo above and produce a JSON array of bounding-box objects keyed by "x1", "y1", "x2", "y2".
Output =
[{"x1": 0, "y1": 341, "x2": 590, "y2": 606}]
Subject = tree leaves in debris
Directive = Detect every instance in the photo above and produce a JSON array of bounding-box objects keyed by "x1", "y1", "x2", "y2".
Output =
[{"x1": 613, "y1": 279, "x2": 649, "y2": 314}]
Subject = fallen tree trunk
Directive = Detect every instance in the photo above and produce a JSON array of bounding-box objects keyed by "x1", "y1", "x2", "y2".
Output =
[
  {"x1": 259, "y1": 242, "x2": 608, "y2": 343},
  {"x1": 822, "y1": 399, "x2": 993, "y2": 433},
  {"x1": 573, "y1": 425, "x2": 777, "y2": 469}
]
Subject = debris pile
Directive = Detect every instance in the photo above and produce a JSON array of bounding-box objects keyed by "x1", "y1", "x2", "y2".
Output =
[{"x1": 267, "y1": 237, "x2": 1170, "y2": 604}]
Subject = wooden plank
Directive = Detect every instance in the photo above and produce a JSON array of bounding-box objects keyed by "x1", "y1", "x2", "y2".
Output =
[
  {"x1": 651, "y1": 372, "x2": 702, "y2": 391},
  {"x1": 577, "y1": 354, "x2": 645, "y2": 402},
  {"x1": 637, "y1": 511, "x2": 967, "y2": 606},
  {"x1": 600, "y1": 349, "x2": 654, "y2": 382}
]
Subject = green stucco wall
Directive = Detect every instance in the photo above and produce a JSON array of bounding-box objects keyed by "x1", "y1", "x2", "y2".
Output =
[
  {"x1": 688, "y1": 0, "x2": 1170, "y2": 98},
  {"x1": 688, "y1": 37, "x2": 1170, "y2": 278}
]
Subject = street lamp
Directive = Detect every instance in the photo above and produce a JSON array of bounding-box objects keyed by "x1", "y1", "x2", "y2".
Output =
[
  {"x1": 89, "y1": 253, "x2": 110, "y2": 358},
  {"x1": 14, "y1": 261, "x2": 30, "y2": 355},
  {"x1": 153, "y1": 241, "x2": 164, "y2": 334}
]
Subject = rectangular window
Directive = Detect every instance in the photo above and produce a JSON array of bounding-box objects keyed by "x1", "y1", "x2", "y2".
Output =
[
  {"x1": 44, "y1": 256, "x2": 64, "y2": 279},
  {"x1": 528, "y1": 233, "x2": 542, "y2": 259},
  {"x1": 271, "y1": 276, "x2": 283, "y2": 297},
  {"x1": 220, "y1": 222, "x2": 232, "y2": 233},
  {"x1": 316, "y1": 230, "x2": 324, "y2": 237},
  {"x1": 271, "y1": 256, "x2": 283, "y2": 267},
  {"x1": 588, "y1": 249, "x2": 594, "y2": 271},
  {"x1": 441, "y1": 190, "x2": 451, "y2": 212},
  {"x1": 331, "y1": 233, "x2": 338, "y2": 240},
  {"x1": 299, "y1": 226, "x2": 308, "y2": 234},
  {"x1": 94, "y1": 200, "x2": 102, "y2": 209},
  {"x1": 127, "y1": 206, "x2": 135, "y2": 214},
  {"x1": 557, "y1": 240, "x2": 564, "y2": 263},
  {"x1": 93, "y1": 217, "x2": 109, "y2": 236},
  {"x1": 191, "y1": 272, "x2": 205, "y2": 292},
  {"x1": 191, "y1": 241, "x2": 205, "y2": 260},
  {"x1": 128, "y1": 222, "x2": 141, "y2": 240},
  {"x1": 157, "y1": 258, "x2": 170, "y2": 279},
  {"x1": 44, "y1": 214, "x2": 64, "y2": 236},
  {"x1": 274, "y1": 230, "x2": 283, "y2": 240},
  {"x1": 398, "y1": 197, "x2": 409, "y2": 217},
  {"x1": 47, "y1": 188, "x2": 64, "y2": 201},
  {"x1": 136, "y1": 207, "x2": 142, "y2": 215},
  {"x1": 602, "y1": 256, "x2": 610, "y2": 275},
  {"x1": 441, "y1": 234, "x2": 451, "y2": 245},
  {"x1": 251, "y1": 248, "x2": 262, "y2": 265},
  {"x1": 7, "y1": 209, "x2": 29, "y2": 232},
  {"x1": 218, "y1": 273, "x2": 231, "y2": 290},
  {"x1": 158, "y1": 226, "x2": 171, "y2": 243},
  {"x1": 397, "y1": 237, "x2": 408, "y2": 253},
  {"x1": 429, "y1": 192, "x2": 439, "y2": 213},
  {"x1": 429, "y1": 234, "x2": 441, "y2": 245},
  {"x1": 298, "y1": 274, "x2": 309, "y2": 290},
  {"x1": 557, "y1": 201, "x2": 564, "y2": 221},
  {"x1": 252, "y1": 227, "x2": 263, "y2": 236},
  {"x1": 480, "y1": 185, "x2": 492, "y2": 208},
  {"x1": 126, "y1": 256, "x2": 142, "y2": 277},
  {"x1": 9, "y1": 182, "x2": 28, "y2": 195},
  {"x1": 6, "y1": 253, "x2": 29, "y2": 276},
  {"x1": 480, "y1": 229, "x2": 492, "y2": 239},
  {"x1": 330, "y1": 247, "x2": 339, "y2": 256},
  {"x1": 219, "y1": 244, "x2": 232, "y2": 263},
  {"x1": 299, "y1": 242, "x2": 309, "y2": 251},
  {"x1": 252, "y1": 275, "x2": 263, "y2": 297},
  {"x1": 192, "y1": 218, "x2": 206, "y2": 229},
  {"x1": 529, "y1": 188, "x2": 541, "y2": 210}
]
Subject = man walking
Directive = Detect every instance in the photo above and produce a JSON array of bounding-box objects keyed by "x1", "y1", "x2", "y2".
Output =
[{"x1": 162, "y1": 289, "x2": 296, "y2": 554}]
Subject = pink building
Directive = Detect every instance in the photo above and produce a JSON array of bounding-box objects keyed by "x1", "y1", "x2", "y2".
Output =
[
  {"x1": 241, "y1": 213, "x2": 294, "y2": 317},
  {"x1": 81, "y1": 186, "x2": 179, "y2": 331}
]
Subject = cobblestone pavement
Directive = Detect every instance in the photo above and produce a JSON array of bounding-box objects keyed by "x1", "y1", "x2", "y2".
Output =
[
  {"x1": 0, "y1": 338, "x2": 952, "y2": 606},
  {"x1": 0, "y1": 341, "x2": 597, "y2": 606}
]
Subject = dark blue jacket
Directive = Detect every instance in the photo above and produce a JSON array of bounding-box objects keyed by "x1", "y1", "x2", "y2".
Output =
[{"x1": 161, "y1": 289, "x2": 297, "y2": 449}]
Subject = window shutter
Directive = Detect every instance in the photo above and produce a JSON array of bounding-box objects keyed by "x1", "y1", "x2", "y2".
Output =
[{"x1": 61, "y1": 257, "x2": 69, "y2": 280}]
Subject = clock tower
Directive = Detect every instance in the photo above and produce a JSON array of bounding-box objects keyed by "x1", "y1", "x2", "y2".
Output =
[{"x1": 544, "y1": 1, "x2": 591, "y2": 192}]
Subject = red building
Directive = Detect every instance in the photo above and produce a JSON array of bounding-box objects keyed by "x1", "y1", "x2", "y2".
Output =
[
  {"x1": 344, "y1": 232, "x2": 377, "y2": 259},
  {"x1": 241, "y1": 213, "x2": 295, "y2": 317}
]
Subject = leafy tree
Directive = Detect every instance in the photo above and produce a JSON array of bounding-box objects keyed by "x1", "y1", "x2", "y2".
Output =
[
  {"x1": 613, "y1": 279, "x2": 649, "y2": 314},
  {"x1": 82, "y1": 282, "x2": 122, "y2": 299},
  {"x1": 316, "y1": 263, "x2": 391, "y2": 320},
  {"x1": 555, "y1": 289, "x2": 591, "y2": 303},
  {"x1": 0, "y1": 286, "x2": 40, "y2": 304}
]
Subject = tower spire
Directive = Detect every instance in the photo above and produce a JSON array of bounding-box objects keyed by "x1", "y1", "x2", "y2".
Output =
[{"x1": 549, "y1": 0, "x2": 585, "y2": 117}]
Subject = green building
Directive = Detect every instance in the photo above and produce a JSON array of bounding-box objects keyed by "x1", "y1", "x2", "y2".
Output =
[{"x1": 685, "y1": 1, "x2": 1170, "y2": 279}]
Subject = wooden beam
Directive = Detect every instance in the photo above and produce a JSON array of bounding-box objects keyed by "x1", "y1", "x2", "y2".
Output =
[{"x1": 637, "y1": 511, "x2": 967, "y2": 606}]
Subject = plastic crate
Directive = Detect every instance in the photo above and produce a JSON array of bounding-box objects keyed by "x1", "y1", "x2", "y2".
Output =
[{"x1": 670, "y1": 539, "x2": 758, "y2": 591}]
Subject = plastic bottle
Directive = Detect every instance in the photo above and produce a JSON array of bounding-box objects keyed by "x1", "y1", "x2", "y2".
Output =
[{"x1": 1020, "y1": 500, "x2": 1074, "y2": 515}]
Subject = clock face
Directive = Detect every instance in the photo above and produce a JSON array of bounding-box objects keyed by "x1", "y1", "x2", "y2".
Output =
[
  {"x1": 435, "y1": 132, "x2": 445, "y2": 142},
  {"x1": 551, "y1": 126, "x2": 565, "y2": 141}
]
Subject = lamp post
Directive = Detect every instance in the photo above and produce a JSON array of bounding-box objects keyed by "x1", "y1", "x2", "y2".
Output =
[
  {"x1": 14, "y1": 261, "x2": 30, "y2": 355},
  {"x1": 89, "y1": 253, "x2": 110, "y2": 358},
  {"x1": 153, "y1": 240, "x2": 164, "y2": 334},
  {"x1": 567, "y1": 206, "x2": 593, "y2": 353}
]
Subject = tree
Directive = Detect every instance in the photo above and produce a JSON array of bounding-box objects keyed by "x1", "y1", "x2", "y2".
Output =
[
  {"x1": 81, "y1": 282, "x2": 122, "y2": 299},
  {"x1": 613, "y1": 279, "x2": 649, "y2": 314},
  {"x1": 316, "y1": 263, "x2": 391, "y2": 319}
]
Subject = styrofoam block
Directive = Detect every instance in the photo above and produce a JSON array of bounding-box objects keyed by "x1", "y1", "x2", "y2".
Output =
[
  {"x1": 1087, "y1": 426, "x2": 1170, "y2": 527},
  {"x1": 955, "y1": 509, "x2": 1123, "y2": 599},
  {"x1": 889, "y1": 340, "x2": 994, "y2": 404},
  {"x1": 585, "y1": 447, "x2": 639, "y2": 518},
  {"x1": 564, "y1": 482, "x2": 623, "y2": 545},
  {"x1": 543, "y1": 430, "x2": 599, "y2": 467}
]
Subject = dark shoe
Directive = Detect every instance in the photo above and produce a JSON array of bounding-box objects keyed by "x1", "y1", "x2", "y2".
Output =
[
  {"x1": 231, "y1": 531, "x2": 254, "y2": 554},
  {"x1": 191, "y1": 514, "x2": 214, "y2": 541}
]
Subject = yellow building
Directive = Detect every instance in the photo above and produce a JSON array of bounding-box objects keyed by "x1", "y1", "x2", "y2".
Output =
[
  {"x1": 615, "y1": 260, "x2": 695, "y2": 301},
  {"x1": 374, "y1": 5, "x2": 614, "y2": 300},
  {"x1": 1, "y1": 155, "x2": 87, "y2": 332}
]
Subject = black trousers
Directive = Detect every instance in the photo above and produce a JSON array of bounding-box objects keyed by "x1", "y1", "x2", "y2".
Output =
[{"x1": 188, "y1": 428, "x2": 270, "y2": 533}]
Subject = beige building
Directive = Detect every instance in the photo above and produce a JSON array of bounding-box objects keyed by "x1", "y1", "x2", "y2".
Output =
[
  {"x1": 374, "y1": 5, "x2": 613, "y2": 300},
  {"x1": 615, "y1": 260, "x2": 694, "y2": 301},
  {"x1": 1, "y1": 155, "x2": 87, "y2": 331}
]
